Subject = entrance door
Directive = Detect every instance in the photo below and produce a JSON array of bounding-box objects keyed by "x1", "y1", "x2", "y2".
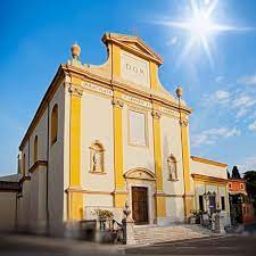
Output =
[{"x1": 132, "y1": 187, "x2": 149, "y2": 224}]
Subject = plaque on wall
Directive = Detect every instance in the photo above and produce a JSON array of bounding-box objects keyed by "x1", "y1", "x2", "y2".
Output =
[
  {"x1": 129, "y1": 110, "x2": 147, "y2": 146},
  {"x1": 121, "y1": 51, "x2": 150, "y2": 88}
]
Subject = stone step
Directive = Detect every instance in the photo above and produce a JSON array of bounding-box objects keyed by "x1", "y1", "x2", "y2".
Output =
[{"x1": 132, "y1": 224, "x2": 213, "y2": 244}]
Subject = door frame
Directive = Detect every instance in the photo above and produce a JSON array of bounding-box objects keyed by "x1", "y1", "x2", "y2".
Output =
[
  {"x1": 129, "y1": 184, "x2": 152, "y2": 225},
  {"x1": 124, "y1": 168, "x2": 156, "y2": 225},
  {"x1": 131, "y1": 186, "x2": 149, "y2": 224}
]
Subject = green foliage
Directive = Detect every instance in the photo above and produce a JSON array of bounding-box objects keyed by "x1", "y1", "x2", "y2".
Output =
[
  {"x1": 94, "y1": 209, "x2": 114, "y2": 219},
  {"x1": 244, "y1": 170, "x2": 256, "y2": 200}
]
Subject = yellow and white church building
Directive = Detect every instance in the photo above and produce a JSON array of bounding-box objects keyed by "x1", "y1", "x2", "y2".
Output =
[{"x1": 0, "y1": 33, "x2": 231, "y2": 235}]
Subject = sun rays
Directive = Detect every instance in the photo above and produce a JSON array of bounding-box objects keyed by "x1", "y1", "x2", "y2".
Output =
[{"x1": 157, "y1": 0, "x2": 252, "y2": 67}]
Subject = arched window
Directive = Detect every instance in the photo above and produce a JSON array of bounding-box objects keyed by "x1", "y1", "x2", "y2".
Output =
[
  {"x1": 33, "y1": 135, "x2": 38, "y2": 163},
  {"x1": 23, "y1": 153, "x2": 26, "y2": 175},
  {"x1": 167, "y1": 155, "x2": 178, "y2": 181},
  {"x1": 89, "y1": 141, "x2": 105, "y2": 173},
  {"x1": 51, "y1": 104, "x2": 58, "y2": 145}
]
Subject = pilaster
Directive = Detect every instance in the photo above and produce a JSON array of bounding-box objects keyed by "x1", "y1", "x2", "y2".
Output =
[
  {"x1": 112, "y1": 91, "x2": 127, "y2": 207},
  {"x1": 68, "y1": 84, "x2": 84, "y2": 221},
  {"x1": 152, "y1": 107, "x2": 166, "y2": 220},
  {"x1": 180, "y1": 118, "x2": 194, "y2": 219}
]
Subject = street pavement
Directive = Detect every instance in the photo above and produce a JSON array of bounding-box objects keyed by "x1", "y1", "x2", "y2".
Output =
[
  {"x1": 0, "y1": 233, "x2": 118, "y2": 256},
  {"x1": 1, "y1": 233, "x2": 256, "y2": 255},
  {"x1": 125, "y1": 235, "x2": 256, "y2": 255}
]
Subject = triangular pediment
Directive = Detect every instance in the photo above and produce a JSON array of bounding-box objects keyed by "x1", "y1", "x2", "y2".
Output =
[{"x1": 102, "y1": 32, "x2": 163, "y2": 65}]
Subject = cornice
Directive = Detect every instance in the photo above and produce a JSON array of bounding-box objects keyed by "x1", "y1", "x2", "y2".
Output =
[
  {"x1": 62, "y1": 64, "x2": 192, "y2": 114},
  {"x1": 102, "y1": 32, "x2": 163, "y2": 65},
  {"x1": 191, "y1": 156, "x2": 228, "y2": 168},
  {"x1": 19, "y1": 66, "x2": 66, "y2": 150},
  {"x1": 19, "y1": 61, "x2": 192, "y2": 151},
  {"x1": 19, "y1": 175, "x2": 31, "y2": 184},
  {"x1": 191, "y1": 173, "x2": 228, "y2": 184},
  {"x1": 28, "y1": 160, "x2": 48, "y2": 174}
]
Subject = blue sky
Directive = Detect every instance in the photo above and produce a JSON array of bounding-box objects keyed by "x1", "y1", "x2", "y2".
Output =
[{"x1": 0, "y1": 0, "x2": 256, "y2": 175}]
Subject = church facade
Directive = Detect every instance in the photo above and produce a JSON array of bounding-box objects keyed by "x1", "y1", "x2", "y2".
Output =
[{"x1": 14, "y1": 33, "x2": 230, "y2": 235}]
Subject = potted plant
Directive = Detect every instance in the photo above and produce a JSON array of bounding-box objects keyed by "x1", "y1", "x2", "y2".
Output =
[{"x1": 94, "y1": 209, "x2": 114, "y2": 231}]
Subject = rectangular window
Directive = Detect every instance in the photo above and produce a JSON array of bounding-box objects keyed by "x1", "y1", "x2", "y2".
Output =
[
  {"x1": 129, "y1": 110, "x2": 147, "y2": 147},
  {"x1": 199, "y1": 195, "x2": 204, "y2": 211},
  {"x1": 221, "y1": 196, "x2": 225, "y2": 210}
]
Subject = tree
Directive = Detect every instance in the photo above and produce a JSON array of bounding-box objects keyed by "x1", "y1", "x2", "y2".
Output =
[
  {"x1": 227, "y1": 170, "x2": 231, "y2": 179},
  {"x1": 243, "y1": 170, "x2": 256, "y2": 200},
  {"x1": 243, "y1": 170, "x2": 256, "y2": 215},
  {"x1": 231, "y1": 166, "x2": 241, "y2": 179}
]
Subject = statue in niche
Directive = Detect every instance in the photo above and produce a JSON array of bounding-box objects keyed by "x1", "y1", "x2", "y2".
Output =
[
  {"x1": 90, "y1": 141, "x2": 104, "y2": 173},
  {"x1": 167, "y1": 155, "x2": 178, "y2": 181},
  {"x1": 92, "y1": 151, "x2": 102, "y2": 172}
]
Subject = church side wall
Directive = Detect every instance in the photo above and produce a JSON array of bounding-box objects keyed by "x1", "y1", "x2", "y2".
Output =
[
  {"x1": 48, "y1": 84, "x2": 66, "y2": 236},
  {"x1": 17, "y1": 82, "x2": 66, "y2": 236},
  {"x1": 17, "y1": 109, "x2": 48, "y2": 233},
  {"x1": 28, "y1": 111, "x2": 48, "y2": 233}
]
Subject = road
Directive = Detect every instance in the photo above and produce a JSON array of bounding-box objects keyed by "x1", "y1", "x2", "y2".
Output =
[
  {"x1": 0, "y1": 233, "x2": 256, "y2": 255},
  {"x1": 125, "y1": 235, "x2": 256, "y2": 255}
]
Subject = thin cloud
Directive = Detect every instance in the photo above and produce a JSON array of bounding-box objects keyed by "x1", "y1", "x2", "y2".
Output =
[
  {"x1": 203, "y1": 87, "x2": 256, "y2": 120},
  {"x1": 191, "y1": 127, "x2": 241, "y2": 147},
  {"x1": 215, "y1": 90, "x2": 230, "y2": 101},
  {"x1": 239, "y1": 156, "x2": 256, "y2": 173},
  {"x1": 238, "y1": 74, "x2": 256, "y2": 86},
  {"x1": 248, "y1": 120, "x2": 256, "y2": 132},
  {"x1": 167, "y1": 36, "x2": 178, "y2": 46}
]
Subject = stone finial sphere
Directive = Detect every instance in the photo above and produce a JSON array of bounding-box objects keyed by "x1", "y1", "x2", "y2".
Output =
[
  {"x1": 71, "y1": 43, "x2": 81, "y2": 59},
  {"x1": 176, "y1": 86, "x2": 183, "y2": 98}
]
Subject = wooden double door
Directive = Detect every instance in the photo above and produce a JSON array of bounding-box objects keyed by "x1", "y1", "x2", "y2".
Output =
[{"x1": 132, "y1": 187, "x2": 149, "y2": 224}]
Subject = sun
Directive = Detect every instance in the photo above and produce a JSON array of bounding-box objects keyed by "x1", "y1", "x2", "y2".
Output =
[
  {"x1": 188, "y1": 10, "x2": 215, "y2": 39},
  {"x1": 157, "y1": 0, "x2": 247, "y2": 67}
]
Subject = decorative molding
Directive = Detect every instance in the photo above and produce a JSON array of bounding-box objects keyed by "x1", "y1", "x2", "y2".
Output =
[
  {"x1": 160, "y1": 106, "x2": 180, "y2": 119},
  {"x1": 179, "y1": 119, "x2": 189, "y2": 127},
  {"x1": 122, "y1": 94, "x2": 152, "y2": 109},
  {"x1": 88, "y1": 171, "x2": 106, "y2": 175},
  {"x1": 82, "y1": 82, "x2": 113, "y2": 97},
  {"x1": 192, "y1": 173, "x2": 228, "y2": 184},
  {"x1": 191, "y1": 156, "x2": 228, "y2": 168},
  {"x1": 0, "y1": 181, "x2": 22, "y2": 192},
  {"x1": 155, "y1": 191, "x2": 166, "y2": 197},
  {"x1": 19, "y1": 175, "x2": 31, "y2": 184},
  {"x1": 112, "y1": 98, "x2": 124, "y2": 108},
  {"x1": 68, "y1": 85, "x2": 83, "y2": 97},
  {"x1": 102, "y1": 32, "x2": 163, "y2": 65},
  {"x1": 28, "y1": 160, "x2": 48, "y2": 173},
  {"x1": 151, "y1": 110, "x2": 161, "y2": 119},
  {"x1": 112, "y1": 190, "x2": 129, "y2": 195},
  {"x1": 182, "y1": 193, "x2": 195, "y2": 198},
  {"x1": 162, "y1": 193, "x2": 184, "y2": 198},
  {"x1": 66, "y1": 187, "x2": 113, "y2": 195},
  {"x1": 124, "y1": 167, "x2": 156, "y2": 181}
]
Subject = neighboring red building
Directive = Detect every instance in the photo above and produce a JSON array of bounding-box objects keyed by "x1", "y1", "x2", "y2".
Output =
[{"x1": 228, "y1": 178, "x2": 255, "y2": 224}]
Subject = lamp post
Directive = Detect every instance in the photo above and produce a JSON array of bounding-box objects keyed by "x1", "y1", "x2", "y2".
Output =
[{"x1": 176, "y1": 86, "x2": 188, "y2": 220}]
